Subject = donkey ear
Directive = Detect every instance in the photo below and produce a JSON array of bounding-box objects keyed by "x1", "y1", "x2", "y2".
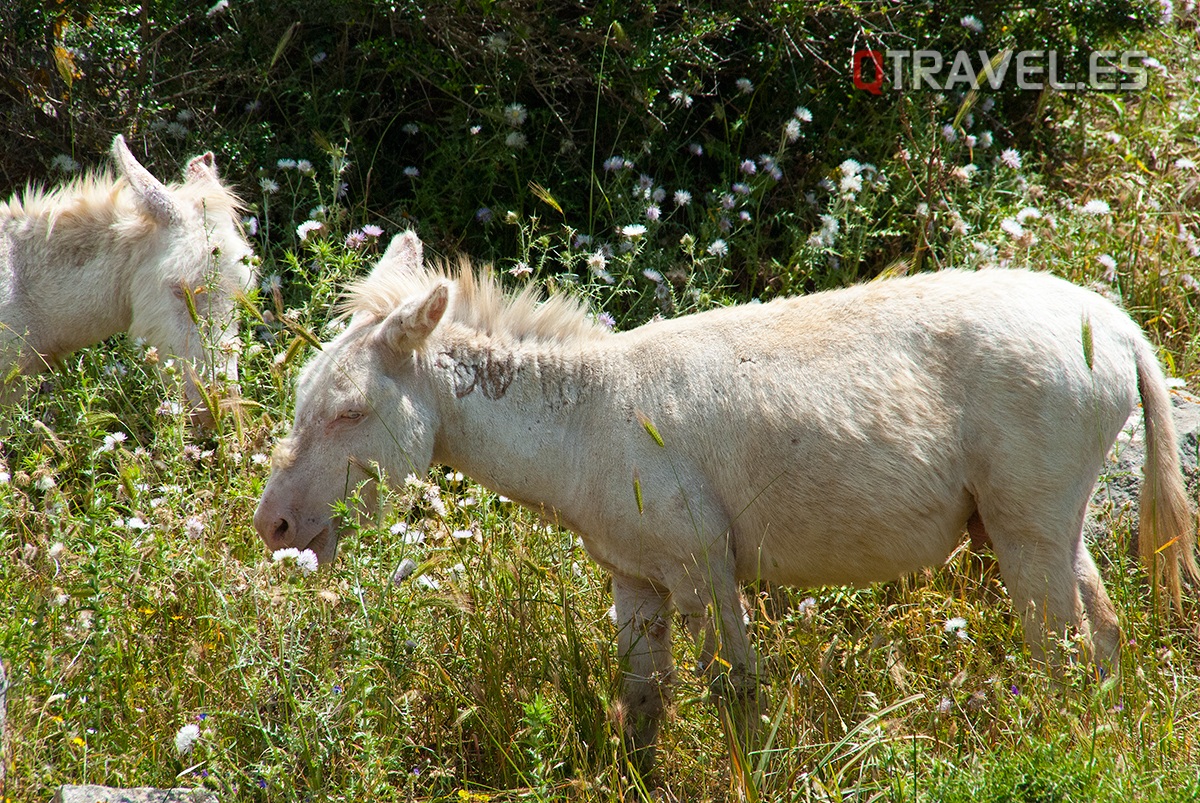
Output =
[
  {"x1": 372, "y1": 230, "x2": 424, "y2": 279},
  {"x1": 375, "y1": 283, "x2": 449, "y2": 355},
  {"x1": 185, "y1": 151, "x2": 219, "y2": 183},
  {"x1": 112, "y1": 134, "x2": 181, "y2": 226}
]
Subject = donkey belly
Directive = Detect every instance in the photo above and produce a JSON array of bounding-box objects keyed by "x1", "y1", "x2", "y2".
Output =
[{"x1": 732, "y1": 481, "x2": 974, "y2": 587}]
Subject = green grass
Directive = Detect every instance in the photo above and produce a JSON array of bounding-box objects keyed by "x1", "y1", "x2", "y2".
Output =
[{"x1": 4, "y1": 14, "x2": 1200, "y2": 803}]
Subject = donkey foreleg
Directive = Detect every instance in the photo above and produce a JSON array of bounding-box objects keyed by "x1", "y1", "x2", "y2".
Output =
[{"x1": 612, "y1": 573, "x2": 674, "y2": 776}]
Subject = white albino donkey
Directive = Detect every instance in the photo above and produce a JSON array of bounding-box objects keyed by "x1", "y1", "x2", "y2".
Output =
[
  {"x1": 255, "y1": 231, "x2": 1199, "y2": 768},
  {"x1": 0, "y1": 134, "x2": 255, "y2": 421}
]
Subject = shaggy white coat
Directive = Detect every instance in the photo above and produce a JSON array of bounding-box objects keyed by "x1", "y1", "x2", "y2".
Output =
[
  {"x1": 0, "y1": 135, "x2": 255, "y2": 420},
  {"x1": 255, "y1": 231, "x2": 1198, "y2": 765}
]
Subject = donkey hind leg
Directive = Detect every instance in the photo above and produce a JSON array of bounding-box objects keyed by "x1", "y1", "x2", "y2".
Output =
[
  {"x1": 1075, "y1": 541, "x2": 1121, "y2": 676},
  {"x1": 983, "y1": 502, "x2": 1092, "y2": 671},
  {"x1": 611, "y1": 573, "x2": 674, "y2": 775}
]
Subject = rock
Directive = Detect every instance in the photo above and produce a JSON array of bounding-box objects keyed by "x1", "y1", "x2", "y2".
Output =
[
  {"x1": 52, "y1": 787, "x2": 218, "y2": 803},
  {"x1": 1085, "y1": 389, "x2": 1200, "y2": 550}
]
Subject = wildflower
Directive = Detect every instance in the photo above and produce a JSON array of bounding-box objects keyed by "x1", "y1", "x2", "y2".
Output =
[
  {"x1": 794, "y1": 106, "x2": 813, "y2": 122},
  {"x1": 296, "y1": 549, "x2": 319, "y2": 575},
  {"x1": 126, "y1": 516, "x2": 150, "y2": 530},
  {"x1": 674, "y1": 189, "x2": 692, "y2": 207},
  {"x1": 587, "y1": 251, "x2": 608, "y2": 273},
  {"x1": 469, "y1": 125, "x2": 482, "y2": 135},
  {"x1": 475, "y1": 207, "x2": 493, "y2": 224},
  {"x1": 1097, "y1": 253, "x2": 1118, "y2": 282},
  {"x1": 668, "y1": 89, "x2": 693, "y2": 108},
  {"x1": 603, "y1": 155, "x2": 629, "y2": 172},
  {"x1": 1080, "y1": 199, "x2": 1112, "y2": 216},
  {"x1": 597, "y1": 312, "x2": 616, "y2": 329},
  {"x1": 738, "y1": 210, "x2": 751, "y2": 222},
  {"x1": 486, "y1": 33, "x2": 509, "y2": 53},
  {"x1": 1175, "y1": 157, "x2": 1197, "y2": 170},
  {"x1": 840, "y1": 173, "x2": 863, "y2": 197},
  {"x1": 244, "y1": 99, "x2": 261, "y2": 114},
  {"x1": 50, "y1": 154, "x2": 81, "y2": 173},
  {"x1": 206, "y1": 0, "x2": 229, "y2": 17},
  {"x1": 720, "y1": 193, "x2": 736, "y2": 210},
  {"x1": 960, "y1": 14, "x2": 984, "y2": 33},
  {"x1": 622, "y1": 223, "x2": 647, "y2": 238},
  {"x1": 277, "y1": 158, "x2": 297, "y2": 170},
  {"x1": 185, "y1": 517, "x2": 204, "y2": 540},
  {"x1": 937, "y1": 697, "x2": 954, "y2": 714},
  {"x1": 645, "y1": 205, "x2": 661, "y2": 222},
  {"x1": 416, "y1": 575, "x2": 440, "y2": 591},
  {"x1": 362, "y1": 224, "x2": 382, "y2": 237},
  {"x1": 687, "y1": 142, "x2": 703, "y2": 156},
  {"x1": 259, "y1": 177, "x2": 280, "y2": 194},
  {"x1": 37, "y1": 475, "x2": 56, "y2": 492},
  {"x1": 735, "y1": 77, "x2": 754, "y2": 94},
  {"x1": 296, "y1": 220, "x2": 323, "y2": 241},
  {"x1": 175, "y1": 724, "x2": 200, "y2": 755},
  {"x1": 964, "y1": 134, "x2": 977, "y2": 148},
  {"x1": 643, "y1": 269, "x2": 664, "y2": 283},
  {"x1": 739, "y1": 159, "x2": 757, "y2": 175},
  {"x1": 707, "y1": 239, "x2": 729, "y2": 257},
  {"x1": 796, "y1": 597, "x2": 817, "y2": 617},
  {"x1": 242, "y1": 215, "x2": 259, "y2": 236},
  {"x1": 784, "y1": 119, "x2": 802, "y2": 143},
  {"x1": 1016, "y1": 207, "x2": 1041, "y2": 223},
  {"x1": 505, "y1": 131, "x2": 527, "y2": 150},
  {"x1": 944, "y1": 616, "x2": 971, "y2": 641},
  {"x1": 403, "y1": 166, "x2": 419, "y2": 178},
  {"x1": 99, "y1": 431, "x2": 128, "y2": 453},
  {"x1": 312, "y1": 51, "x2": 327, "y2": 64},
  {"x1": 393, "y1": 558, "x2": 419, "y2": 584},
  {"x1": 999, "y1": 148, "x2": 1022, "y2": 169},
  {"x1": 49, "y1": 542, "x2": 66, "y2": 560},
  {"x1": 452, "y1": 529, "x2": 473, "y2": 541},
  {"x1": 509, "y1": 262, "x2": 532, "y2": 278},
  {"x1": 977, "y1": 131, "x2": 994, "y2": 148},
  {"x1": 401, "y1": 122, "x2": 420, "y2": 135},
  {"x1": 732, "y1": 182, "x2": 752, "y2": 196},
  {"x1": 951, "y1": 164, "x2": 978, "y2": 184},
  {"x1": 166, "y1": 122, "x2": 189, "y2": 140},
  {"x1": 272, "y1": 547, "x2": 300, "y2": 563},
  {"x1": 503, "y1": 103, "x2": 527, "y2": 126}
]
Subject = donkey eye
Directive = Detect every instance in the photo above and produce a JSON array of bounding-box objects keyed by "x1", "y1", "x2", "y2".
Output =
[{"x1": 339, "y1": 410, "x2": 364, "y2": 421}]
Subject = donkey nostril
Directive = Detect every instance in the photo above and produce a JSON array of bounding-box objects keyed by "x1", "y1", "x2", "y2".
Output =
[{"x1": 272, "y1": 518, "x2": 289, "y2": 542}]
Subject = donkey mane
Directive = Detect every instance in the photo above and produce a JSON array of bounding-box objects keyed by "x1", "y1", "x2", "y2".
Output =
[
  {"x1": 341, "y1": 256, "x2": 608, "y2": 345},
  {"x1": 1, "y1": 168, "x2": 243, "y2": 235}
]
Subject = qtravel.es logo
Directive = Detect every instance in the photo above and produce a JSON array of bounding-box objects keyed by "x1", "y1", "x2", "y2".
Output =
[{"x1": 851, "y1": 49, "x2": 1149, "y2": 94}]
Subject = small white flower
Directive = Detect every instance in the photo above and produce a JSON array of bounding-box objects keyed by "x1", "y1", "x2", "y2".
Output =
[
  {"x1": 276, "y1": 158, "x2": 297, "y2": 170},
  {"x1": 735, "y1": 77, "x2": 754, "y2": 94},
  {"x1": 49, "y1": 542, "x2": 66, "y2": 560},
  {"x1": 674, "y1": 189, "x2": 692, "y2": 207},
  {"x1": 503, "y1": 103, "x2": 528, "y2": 126},
  {"x1": 505, "y1": 131, "x2": 527, "y2": 150},
  {"x1": 272, "y1": 547, "x2": 301, "y2": 563},
  {"x1": 251, "y1": 453, "x2": 269, "y2": 466},
  {"x1": 668, "y1": 89, "x2": 693, "y2": 107},
  {"x1": 707, "y1": 239, "x2": 729, "y2": 257},
  {"x1": 1080, "y1": 199, "x2": 1112, "y2": 216},
  {"x1": 1016, "y1": 207, "x2": 1041, "y2": 223},
  {"x1": 99, "y1": 431, "x2": 128, "y2": 453},
  {"x1": 942, "y1": 124, "x2": 958, "y2": 143},
  {"x1": 416, "y1": 575, "x2": 440, "y2": 591},
  {"x1": 960, "y1": 14, "x2": 983, "y2": 33},
  {"x1": 508, "y1": 262, "x2": 532, "y2": 278},
  {"x1": 297, "y1": 220, "x2": 323, "y2": 241},
  {"x1": 643, "y1": 269, "x2": 664, "y2": 283},
  {"x1": 50, "y1": 154, "x2": 81, "y2": 173},
  {"x1": 403, "y1": 166, "x2": 419, "y2": 178},
  {"x1": 645, "y1": 204, "x2": 661, "y2": 221},
  {"x1": 37, "y1": 475, "x2": 56, "y2": 492},
  {"x1": 259, "y1": 177, "x2": 280, "y2": 194},
  {"x1": 185, "y1": 517, "x2": 205, "y2": 540},
  {"x1": 622, "y1": 223, "x2": 647, "y2": 238},
  {"x1": 784, "y1": 119, "x2": 802, "y2": 143},
  {"x1": 296, "y1": 549, "x2": 319, "y2": 575},
  {"x1": 175, "y1": 723, "x2": 201, "y2": 755},
  {"x1": 452, "y1": 529, "x2": 474, "y2": 540},
  {"x1": 794, "y1": 106, "x2": 813, "y2": 122},
  {"x1": 1175, "y1": 157, "x2": 1197, "y2": 171},
  {"x1": 999, "y1": 148, "x2": 1022, "y2": 169},
  {"x1": 401, "y1": 122, "x2": 420, "y2": 135},
  {"x1": 393, "y1": 558, "x2": 419, "y2": 584}
]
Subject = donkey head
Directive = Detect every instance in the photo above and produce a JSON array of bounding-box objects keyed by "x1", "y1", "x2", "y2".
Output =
[{"x1": 112, "y1": 135, "x2": 256, "y2": 425}]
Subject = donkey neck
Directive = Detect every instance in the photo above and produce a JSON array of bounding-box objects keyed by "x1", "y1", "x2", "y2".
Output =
[{"x1": 428, "y1": 327, "x2": 609, "y2": 522}]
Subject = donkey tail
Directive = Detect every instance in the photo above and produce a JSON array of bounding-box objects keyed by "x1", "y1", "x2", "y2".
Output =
[{"x1": 1135, "y1": 339, "x2": 1199, "y2": 614}]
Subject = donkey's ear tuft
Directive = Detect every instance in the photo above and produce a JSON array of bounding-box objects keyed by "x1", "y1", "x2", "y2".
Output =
[
  {"x1": 112, "y1": 134, "x2": 181, "y2": 226},
  {"x1": 375, "y1": 282, "x2": 449, "y2": 356},
  {"x1": 372, "y1": 230, "x2": 424, "y2": 280},
  {"x1": 185, "y1": 151, "x2": 219, "y2": 183}
]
